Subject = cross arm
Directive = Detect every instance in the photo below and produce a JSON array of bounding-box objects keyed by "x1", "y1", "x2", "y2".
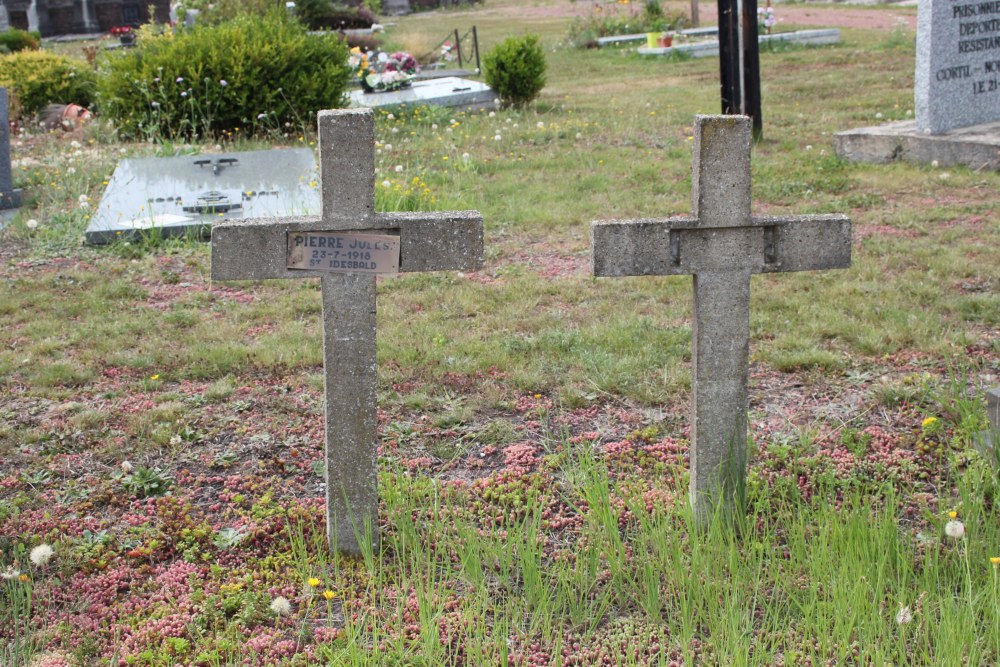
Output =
[
  {"x1": 591, "y1": 214, "x2": 850, "y2": 277},
  {"x1": 211, "y1": 211, "x2": 484, "y2": 281}
]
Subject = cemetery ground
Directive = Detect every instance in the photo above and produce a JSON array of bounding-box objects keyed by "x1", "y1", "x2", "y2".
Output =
[{"x1": 2, "y1": 1, "x2": 1000, "y2": 664}]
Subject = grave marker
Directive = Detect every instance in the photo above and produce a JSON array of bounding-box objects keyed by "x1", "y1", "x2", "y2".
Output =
[
  {"x1": 0, "y1": 88, "x2": 22, "y2": 211},
  {"x1": 211, "y1": 109, "x2": 483, "y2": 555},
  {"x1": 916, "y1": 0, "x2": 1000, "y2": 134},
  {"x1": 975, "y1": 387, "x2": 1000, "y2": 455},
  {"x1": 591, "y1": 115, "x2": 851, "y2": 523}
]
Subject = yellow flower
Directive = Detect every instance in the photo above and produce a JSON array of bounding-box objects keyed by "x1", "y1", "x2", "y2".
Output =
[
  {"x1": 307, "y1": 577, "x2": 321, "y2": 588},
  {"x1": 150, "y1": 374, "x2": 160, "y2": 381},
  {"x1": 922, "y1": 417, "x2": 938, "y2": 428},
  {"x1": 949, "y1": 511, "x2": 958, "y2": 519},
  {"x1": 323, "y1": 589, "x2": 336, "y2": 600},
  {"x1": 18, "y1": 573, "x2": 29, "y2": 582},
  {"x1": 991, "y1": 557, "x2": 1000, "y2": 567}
]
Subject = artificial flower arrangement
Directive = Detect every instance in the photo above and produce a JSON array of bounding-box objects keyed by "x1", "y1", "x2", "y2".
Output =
[
  {"x1": 757, "y1": 5, "x2": 776, "y2": 34},
  {"x1": 349, "y1": 48, "x2": 420, "y2": 93}
]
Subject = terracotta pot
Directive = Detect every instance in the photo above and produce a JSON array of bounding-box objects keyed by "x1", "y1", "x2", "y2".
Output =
[{"x1": 658, "y1": 35, "x2": 673, "y2": 48}]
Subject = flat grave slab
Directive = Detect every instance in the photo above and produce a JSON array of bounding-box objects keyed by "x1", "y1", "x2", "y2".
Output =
[
  {"x1": 637, "y1": 28, "x2": 840, "y2": 57},
  {"x1": 834, "y1": 119, "x2": 1000, "y2": 171},
  {"x1": 348, "y1": 76, "x2": 497, "y2": 111},
  {"x1": 85, "y1": 148, "x2": 320, "y2": 245}
]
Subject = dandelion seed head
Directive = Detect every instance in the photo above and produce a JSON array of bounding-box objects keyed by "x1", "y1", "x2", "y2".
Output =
[
  {"x1": 270, "y1": 596, "x2": 292, "y2": 616},
  {"x1": 30, "y1": 544, "x2": 54, "y2": 567}
]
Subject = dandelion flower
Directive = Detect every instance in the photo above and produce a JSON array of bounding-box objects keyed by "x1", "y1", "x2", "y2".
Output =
[
  {"x1": 307, "y1": 577, "x2": 321, "y2": 588},
  {"x1": 176, "y1": 76, "x2": 184, "y2": 83},
  {"x1": 991, "y1": 556, "x2": 1000, "y2": 568},
  {"x1": 381, "y1": 179, "x2": 391, "y2": 188},
  {"x1": 257, "y1": 113, "x2": 267, "y2": 120},
  {"x1": 488, "y1": 111, "x2": 496, "y2": 118},
  {"x1": 949, "y1": 511, "x2": 958, "y2": 519},
  {"x1": 945, "y1": 519, "x2": 965, "y2": 539},
  {"x1": 386, "y1": 113, "x2": 394, "y2": 120},
  {"x1": 220, "y1": 79, "x2": 227, "y2": 86},
  {"x1": 895, "y1": 605, "x2": 912, "y2": 625},
  {"x1": 322, "y1": 589, "x2": 336, "y2": 600},
  {"x1": 536, "y1": 121, "x2": 544, "y2": 129},
  {"x1": 30, "y1": 544, "x2": 54, "y2": 567},
  {"x1": 25, "y1": 219, "x2": 38, "y2": 230},
  {"x1": 494, "y1": 134, "x2": 501, "y2": 141},
  {"x1": 394, "y1": 165, "x2": 403, "y2": 173},
  {"x1": 384, "y1": 143, "x2": 392, "y2": 152},
  {"x1": 462, "y1": 152, "x2": 470, "y2": 161},
  {"x1": 1, "y1": 566, "x2": 20, "y2": 580},
  {"x1": 270, "y1": 596, "x2": 292, "y2": 616}
]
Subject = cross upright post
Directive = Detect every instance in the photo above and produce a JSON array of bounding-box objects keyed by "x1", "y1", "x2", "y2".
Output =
[
  {"x1": 591, "y1": 115, "x2": 851, "y2": 524},
  {"x1": 211, "y1": 109, "x2": 484, "y2": 555}
]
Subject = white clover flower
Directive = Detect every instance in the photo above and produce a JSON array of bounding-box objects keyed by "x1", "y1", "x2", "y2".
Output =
[
  {"x1": 151, "y1": 101, "x2": 160, "y2": 108},
  {"x1": 257, "y1": 113, "x2": 266, "y2": 120},
  {"x1": 875, "y1": 112, "x2": 883, "y2": 119},
  {"x1": 30, "y1": 544, "x2": 54, "y2": 567},
  {"x1": 576, "y1": 132, "x2": 582, "y2": 139},
  {"x1": 494, "y1": 134, "x2": 501, "y2": 141},
  {"x1": 462, "y1": 152, "x2": 470, "y2": 161},
  {"x1": 431, "y1": 124, "x2": 438, "y2": 130},
  {"x1": 394, "y1": 165, "x2": 403, "y2": 173},
  {"x1": 896, "y1": 605, "x2": 912, "y2": 625},
  {"x1": 386, "y1": 113, "x2": 394, "y2": 120},
  {"x1": 25, "y1": 219, "x2": 38, "y2": 230},
  {"x1": 536, "y1": 121, "x2": 544, "y2": 129},
  {"x1": 391, "y1": 127, "x2": 398, "y2": 133},
  {"x1": 945, "y1": 519, "x2": 965, "y2": 539},
  {"x1": 181, "y1": 91, "x2": 188, "y2": 98},
  {"x1": 78, "y1": 194, "x2": 89, "y2": 203},
  {"x1": 176, "y1": 76, "x2": 184, "y2": 83},
  {"x1": 70, "y1": 140, "x2": 81, "y2": 149},
  {"x1": 384, "y1": 143, "x2": 392, "y2": 152},
  {"x1": 381, "y1": 179, "x2": 390, "y2": 188},
  {"x1": 488, "y1": 111, "x2": 496, "y2": 118},
  {"x1": 219, "y1": 79, "x2": 227, "y2": 86},
  {"x1": 270, "y1": 596, "x2": 292, "y2": 616}
]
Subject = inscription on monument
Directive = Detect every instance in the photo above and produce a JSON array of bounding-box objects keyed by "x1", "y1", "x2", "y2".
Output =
[
  {"x1": 917, "y1": 0, "x2": 1000, "y2": 133},
  {"x1": 287, "y1": 231, "x2": 400, "y2": 274}
]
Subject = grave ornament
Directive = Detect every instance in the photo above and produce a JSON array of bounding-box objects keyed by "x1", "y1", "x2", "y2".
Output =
[
  {"x1": 212, "y1": 108, "x2": 483, "y2": 555},
  {"x1": 591, "y1": 115, "x2": 851, "y2": 523}
]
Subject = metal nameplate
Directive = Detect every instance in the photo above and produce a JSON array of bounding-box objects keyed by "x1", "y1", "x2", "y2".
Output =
[{"x1": 286, "y1": 231, "x2": 400, "y2": 275}]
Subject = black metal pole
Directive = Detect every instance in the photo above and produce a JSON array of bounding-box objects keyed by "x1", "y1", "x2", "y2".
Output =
[
  {"x1": 716, "y1": 0, "x2": 741, "y2": 116},
  {"x1": 472, "y1": 26, "x2": 481, "y2": 73},
  {"x1": 455, "y1": 28, "x2": 462, "y2": 69},
  {"x1": 742, "y1": 0, "x2": 763, "y2": 139}
]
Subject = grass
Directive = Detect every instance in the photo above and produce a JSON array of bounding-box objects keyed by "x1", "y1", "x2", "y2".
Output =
[{"x1": 1, "y1": 0, "x2": 999, "y2": 664}]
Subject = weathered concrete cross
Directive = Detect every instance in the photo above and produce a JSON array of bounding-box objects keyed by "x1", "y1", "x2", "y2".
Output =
[
  {"x1": 591, "y1": 115, "x2": 851, "y2": 523},
  {"x1": 211, "y1": 109, "x2": 483, "y2": 554}
]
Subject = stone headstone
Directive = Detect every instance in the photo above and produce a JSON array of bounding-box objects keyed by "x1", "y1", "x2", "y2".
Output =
[
  {"x1": 85, "y1": 148, "x2": 320, "y2": 244},
  {"x1": 0, "y1": 88, "x2": 22, "y2": 211},
  {"x1": 211, "y1": 109, "x2": 483, "y2": 556},
  {"x1": 916, "y1": 0, "x2": 1000, "y2": 134},
  {"x1": 382, "y1": 0, "x2": 410, "y2": 15},
  {"x1": 348, "y1": 77, "x2": 497, "y2": 112},
  {"x1": 591, "y1": 115, "x2": 851, "y2": 524}
]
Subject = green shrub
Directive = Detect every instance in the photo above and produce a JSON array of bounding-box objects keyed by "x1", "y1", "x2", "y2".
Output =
[
  {"x1": 0, "y1": 29, "x2": 41, "y2": 53},
  {"x1": 483, "y1": 34, "x2": 546, "y2": 109},
  {"x1": 96, "y1": 11, "x2": 352, "y2": 140},
  {"x1": 0, "y1": 51, "x2": 95, "y2": 118}
]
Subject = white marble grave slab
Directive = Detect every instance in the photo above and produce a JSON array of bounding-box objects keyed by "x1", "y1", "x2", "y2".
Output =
[
  {"x1": 349, "y1": 76, "x2": 497, "y2": 111},
  {"x1": 85, "y1": 148, "x2": 320, "y2": 245}
]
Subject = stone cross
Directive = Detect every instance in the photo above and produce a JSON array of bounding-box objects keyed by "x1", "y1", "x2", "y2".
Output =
[
  {"x1": 211, "y1": 109, "x2": 483, "y2": 555},
  {"x1": 0, "y1": 88, "x2": 22, "y2": 211},
  {"x1": 591, "y1": 115, "x2": 851, "y2": 523}
]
